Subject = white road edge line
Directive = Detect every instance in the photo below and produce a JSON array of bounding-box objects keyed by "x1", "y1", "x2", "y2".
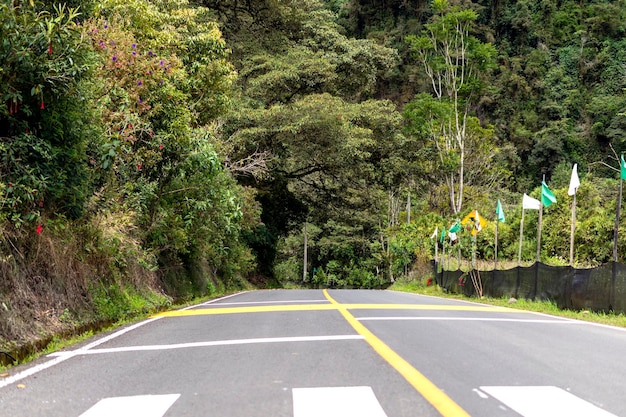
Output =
[
  {"x1": 196, "y1": 291, "x2": 250, "y2": 307},
  {"x1": 356, "y1": 317, "x2": 577, "y2": 323},
  {"x1": 0, "y1": 292, "x2": 247, "y2": 389},
  {"x1": 385, "y1": 289, "x2": 626, "y2": 332},
  {"x1": 48, "y1": 335, "x2": 366, "y2": 356}
]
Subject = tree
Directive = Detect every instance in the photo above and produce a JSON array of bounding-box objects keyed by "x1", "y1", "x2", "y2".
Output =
[
  {"x1": 85, "y1": 0, "x2": 255, "y2": 284},
  {"x1": 406, "y1": 0, "x2": 496, "y2": 215}
]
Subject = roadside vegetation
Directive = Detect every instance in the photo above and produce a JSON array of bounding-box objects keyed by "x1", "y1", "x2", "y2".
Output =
[{"x1": 390, "y1": 278, "x2": 626, "y2": 328}]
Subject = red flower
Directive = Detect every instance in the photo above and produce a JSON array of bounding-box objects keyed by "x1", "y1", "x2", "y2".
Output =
[
  {"x1": 40, "y1": 99, "x2": 45, "y2": 110},
  {"x1": 159, "y1": 144, "x2": 163, "y2": 150},
  {"x1": 426, "y1": 278, "x2": 433, "y2": 286},
  {"x1": 48, "y1": 42, "x2": 53, "y2": 54},
  {"x1": 137, "y1": 163, "x2": 142, "y2": 170},
  {"x1": 36, "y1": 224, "x2": 43, "y2": 235}
]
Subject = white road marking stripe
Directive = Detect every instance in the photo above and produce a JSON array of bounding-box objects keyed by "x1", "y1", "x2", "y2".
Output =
[
  {"x1": 0, "y1": 317, "x2": 162, "y2": 389},
  {"x1": 48, "y1": 335, "x2": 365, "y2": 356},
  {"x1": 204, "y1": 299, "x2": 329, "y2": 306},
  {"x1": 197, "y1": 291, "x2": 251, "y2": 307},
  {"x1": 356, "y1": 317, "x2": 575, "y2": 323},
  {"x1": 293, "y1": 386, "x2": 388, "y2": 417},
  {"x1": 78, "y1": 394, "x2": 180, "y2": 417},
  {"x1": 480, "y1": 386, "x2": 618, "y2": 417},
  {"x1": 0, "y1": 292, "x2": 248, "y2": 389}
]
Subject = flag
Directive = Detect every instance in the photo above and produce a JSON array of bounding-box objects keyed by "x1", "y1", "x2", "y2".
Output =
[
  {"x1": 448, "y1": 221, "x2": 460, "y2": 242},
  {"x1": 522, "y1": 193, "x2": 541, "y2": 210},
  {"x1": 461, "y1": 210, "x2": 487, "y2": 236},
  {"x1": 430, "y1": 227, "x2": 438, "y2": 239},
  {"x1": 621, "y1": 155, "x2": 626, "y2": 180},
  {"x1": 496, "y1": 199, "x2": 505, "y2": 223},
  {"x1": 568, "y1": 163, "x2": 580, "y2": 196},
  {"x1": 541, "y1": 181, "x2": 557, "y2": 208},
  {"x1": 439, "y1": 229, "x2": 445, "y2": 244},
  {"x1": 449, "y1": 221, "x2": 461, "y2": 233}
]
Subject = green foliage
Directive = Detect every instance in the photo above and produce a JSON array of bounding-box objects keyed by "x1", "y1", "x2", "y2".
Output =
[{"x1": 1, "y1": 2, "x2": 95, "y2": 225}]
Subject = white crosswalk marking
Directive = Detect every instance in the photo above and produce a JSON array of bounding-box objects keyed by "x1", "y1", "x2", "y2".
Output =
[
  {"x1": 480, "y1": 386, "x2": 618, "y2": 417},
  {"x1": 292, "y1": 386, "x2": 388, "y2": 417},
  {"x1": 78, "y1": 394, "x2": 180, "y2": 417}
]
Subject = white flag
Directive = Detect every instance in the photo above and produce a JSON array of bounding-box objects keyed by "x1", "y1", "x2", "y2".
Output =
[
  {"x1": 430, "y1": 227, "x2": 438, "y2": 239},
  {"x1": 568, "y1": 163, "x2": 580, "y2": 196},
  {"x1": 522, "y1": 193, "x2": 541, "y2": 210}
]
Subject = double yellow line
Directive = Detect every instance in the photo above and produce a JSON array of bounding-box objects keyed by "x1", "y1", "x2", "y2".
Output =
[{"x1": 154, "y1": 292, "x2": 491, "y2": 416}]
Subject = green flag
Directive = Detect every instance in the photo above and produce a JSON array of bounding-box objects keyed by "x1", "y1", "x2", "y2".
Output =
[
  {"x1": 449, "y1": 221, "x2": 461, "y2": 233},
  {"x1": 621, "y1": 155, "x2": 626, "y2": 180},
  {"x1": 496, "y1": 199, "x2": 505, "y2": 222},
  {"x1": 439, "y1": 229, "x2": 445, "y2": 244},
  {"x1": 541, "y1": 181, "x2": 557, "y2": 208}
]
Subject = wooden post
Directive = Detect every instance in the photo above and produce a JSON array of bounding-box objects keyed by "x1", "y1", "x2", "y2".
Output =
[
  {"x1": 471, "y1": 234, "x2": 477, "y2": 270},
  {"x1": 518, "y1": 209, "x2": 525, "y2": 265}
]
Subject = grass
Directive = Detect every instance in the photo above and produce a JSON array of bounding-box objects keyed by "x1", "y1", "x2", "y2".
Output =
[{"x1": 390, "y1": 279, "x2": 626, "y2": 328}]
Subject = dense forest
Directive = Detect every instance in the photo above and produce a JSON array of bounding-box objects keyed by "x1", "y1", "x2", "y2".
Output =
[{"x1": 2, "y1": 0, "x2": 626, "y2": 351}]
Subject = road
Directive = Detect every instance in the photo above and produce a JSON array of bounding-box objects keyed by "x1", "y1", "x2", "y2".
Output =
[{"x1": 0, "y1": 289, "x2": 625, "y2": 416}]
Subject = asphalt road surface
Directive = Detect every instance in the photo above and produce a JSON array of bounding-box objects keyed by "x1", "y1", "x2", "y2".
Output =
[{"x1": 1, "y1": 289, "x2": 625, "y2": 416}]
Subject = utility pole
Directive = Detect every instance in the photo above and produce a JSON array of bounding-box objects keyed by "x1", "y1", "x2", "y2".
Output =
[{"x1": 303, "y1": 221, "x2": 308, "y2": 281}]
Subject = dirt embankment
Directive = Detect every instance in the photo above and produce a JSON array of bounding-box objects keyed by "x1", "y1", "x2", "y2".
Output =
[{"x1": 0, "y1": 227, "x2": 169, "y2": 366}]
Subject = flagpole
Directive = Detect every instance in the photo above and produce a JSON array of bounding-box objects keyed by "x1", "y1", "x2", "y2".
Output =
[
  {"x1": 537, "y1": 175, "x2": 547, "y2": 263},
  {"x1": 518, "y1": 208, "x2": 525, "y2": 265},
  {"x1": 614, "y1": 177, "x2": 622, "y2": 262},
  {"x1": 537, "y1": 202, "x2": 543, "y2": 262},
  {"x1": 434, "y1": 227, "x2": 439, "y2": 270},
  {"x1": 567, "y1": 164, "x2": 580, "y2": 266},
  {"x1": 570, "y1": 191, "x2": 576, "y2": 265},
  {"x1": 495, "y1": 220, "x2": 499, "y2": 271},
  {"x1": 442, "y1": 233, "x2": 446, "y2": 272}
]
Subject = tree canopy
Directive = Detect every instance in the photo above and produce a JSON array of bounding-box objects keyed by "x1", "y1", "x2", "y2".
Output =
[{"x1": 2, "y1": 0, "x2": 626, "y2": 296}]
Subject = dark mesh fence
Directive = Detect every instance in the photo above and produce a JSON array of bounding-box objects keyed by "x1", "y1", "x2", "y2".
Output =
[{"x1": 434, "y1": 261, "x2": 626, "y2": 314}]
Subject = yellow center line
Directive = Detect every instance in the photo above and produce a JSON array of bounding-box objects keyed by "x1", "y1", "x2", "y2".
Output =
[
  {"x1": 153, "y1": 302, "x2": 513, "y2": 318},
  {"x1": 152, "y1": 293, "x2": 505, "y2": 416},
  {"x1": 323, "y1": 290, "x2": 472, "y2": 417},
  {"x1": 154, "y1": 303, "x2": 339, "y2": 317}
]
